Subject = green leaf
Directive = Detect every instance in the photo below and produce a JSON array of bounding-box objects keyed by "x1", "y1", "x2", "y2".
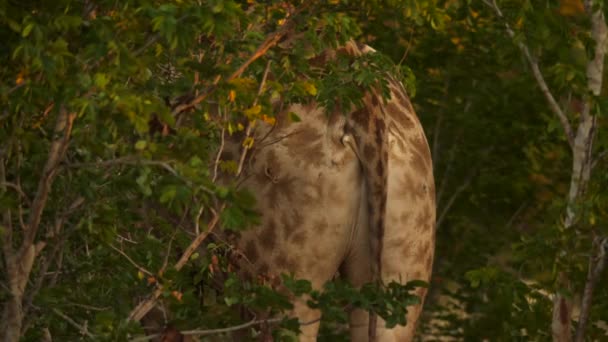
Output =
[
  {"x1": 288, "y1": 112, "x2": 301, "y2": 122},
  {"x1": 22, "y1": 23, "x2": 34, "y2": 37},
  {"x1": 135, "y1": 140, "x2": 147, "y2": 150},
  {"x1": 159, "y1": 185, "x2": 177, "y2": 203}
]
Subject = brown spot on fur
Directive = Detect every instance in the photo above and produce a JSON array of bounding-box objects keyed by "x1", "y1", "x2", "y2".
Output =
[
  {"x1": 244, "y1": 241, "x2": 259, "y2": 263},
  {"x1": 281, "y1": 211, "x2": 304, "y2": 240},
  {"x1": 351, "y1": 108, "x2": 370, "y2": 128},
  {"x1": 258, "y1": 262, "x2": 269, "y2": 275},
  {"x1": 290, "y1": 230, "x2": 308, "y2": 247},
  {"x1": 376, "y1": 159, "x2": 384, "y2": 176},
  {"x1": 275, "y1": 252, "x2": 295, "y2": 270},
  {"x1": 371, "y1": 94, "x2": 380, "y2": 107},
  {"x1": 414, "y1": 241, "x2": 430, "y2": 262},
  {"x1": 400, "y1": 212, "x2": 410, "y2": 225},
  {"x1": 312, "y1": 218, "x2": 329, "y2": 235},
  {"x1": 415, "y1": 209, "x2": 432, "y2": 233},
  {"x1": 402, "y1": 239, "x2": 416, "y2": 258},
  {"x1": 259, "y1": 220, "x2": 277, "y2": 249},
  {"x1": 363, "y1": 143, "x2": 375, "y2": 161}
]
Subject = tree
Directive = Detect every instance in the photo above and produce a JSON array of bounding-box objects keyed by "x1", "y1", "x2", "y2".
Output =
[
  {"x1": 2, "y1": 0, "x2": 607, "y2": 341},
  {"x1": 1, "y1": 1, "x2": 435, "y2": 340}
]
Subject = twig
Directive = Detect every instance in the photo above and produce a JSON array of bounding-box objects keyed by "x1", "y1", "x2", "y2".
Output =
[
  {"x1": 0, "y1": 182, "x2": 31, "y2": 205},
  {"x1": 436, "y1": 169, "x2": 476, "y2": 229},
  {"x1": 193, "y1": 205, "x2": 205, "y2": 236},
  {"x1": 130, "y1": 316, "x2": 322, "y2": 341},
  {"x1": 236, "y1": 60, "x2": 272, "y2": 177},
  {"x1": 109, "y1": 244, "x2": 154, "y2": 277},
  {"x1": 63, "y1": 302, "x2": 110, "y2": 312},
  {"x1": 22, "y1": 109, "x2": 75, "y2": 250},
  {"x1": 51, "y1": 308, "x2": 94, "y2": 338},
  {"x1": 68, "y1": 157, "x2": 214, "y2": 195},
  {"x1": 169, "y1": 3, "x2": 311, "y2": 116},
  {"x1": 482, "y1": 0, "x2": 574, "y2": 148},
  {"x1": 574, "y1": 236, "x2": 608, "y2": 342},
  {"x1": 127, "y1": 208, "x2": 223, "y2": 322},
  {"x1": 212, "y1": 126, "x2": 226, "y2": 183},
  {"x1": 159, "y1": 233, "x2": 175, "y2": 275}
]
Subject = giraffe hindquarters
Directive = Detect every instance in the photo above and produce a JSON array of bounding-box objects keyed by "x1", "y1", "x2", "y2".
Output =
[
  {"x1": 341, "y1": 132, "x2": 436, "y2": 342},
  {"x1": 340, "y1": 186, "x2": 425, "y2": 342}
]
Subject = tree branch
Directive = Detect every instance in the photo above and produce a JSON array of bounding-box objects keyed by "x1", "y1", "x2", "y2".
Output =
[
  {"x1": 575, "y1": 236, "x2": 608, "y2": 342},
  {"x1": 51, "y1": 308, "x2": 94, "y2": 338},
  {"x1": 22, "y1": 109, "x2": 75, "y2": 250},
  {"x1": 169, "y1": 2, "x2": 311, "y2": 116},
  {"x1": 108, "y1": 244, "x2": 154, "y2": 277},
  {"x1": 482, "y1": 0, "x2": 574, "y2": 148},
  {"x1": 127, "y1": 208, "x2": 223, "y2": 322}
]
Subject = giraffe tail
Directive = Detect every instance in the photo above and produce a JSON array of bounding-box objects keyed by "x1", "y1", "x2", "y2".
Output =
[{"x1": 343, "y1": 90, "x2": 389, "y2": 342}]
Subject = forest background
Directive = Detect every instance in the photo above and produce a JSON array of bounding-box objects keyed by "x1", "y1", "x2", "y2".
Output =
[{"x1": 1, "y1": 0, "x2": 607, "y2": 341}]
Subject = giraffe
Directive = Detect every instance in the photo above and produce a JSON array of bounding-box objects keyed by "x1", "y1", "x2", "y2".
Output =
[{"x1": 220, "y1": 41, "x2": 436, "y2": 341}]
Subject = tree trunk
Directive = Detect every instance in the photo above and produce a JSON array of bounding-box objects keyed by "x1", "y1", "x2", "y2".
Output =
[{"x1": 551, "y1": 3, "x2": 606, "y2": 341}]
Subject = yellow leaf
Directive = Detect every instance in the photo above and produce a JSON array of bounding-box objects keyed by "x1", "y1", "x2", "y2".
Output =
[
  {"x1": 243, "y1": 105, "x2": 262, "y2": 118},
  {"x1": 558, "y1": 0, "x2": 584, "y2": 16},
  {"x1": 228, "y1": 122, "x2": 234, "y2": 135},
  {"x1": 15, "y1": 71, "x2": 24, "y2": 85},
  {"x1": 242, "y1": 136, "x2": 254, "y2": 149},
  {"x1": 171, "y1": 290, "x2": 183, "y2": 302},
  {"x1": 228, "y1": 90, "x2": 236, "y2": 102},
  {"x1": 137, "y1": 271, "x2": 144, "y2": 280},
  {"x1": 277, "y1": 18, "x2": 286, "y2": 26},
  {"x1": 450, "y1": 37, "x2": 461, "y2": 45},
  {"x1": 155, "y1": 43, "x2": 163, "y2": 57},
  {"x1": 470, "y1": 10, "x2": 479, "y2": 19},
  {"x1": 303, "y1": 82, "x2": 317, "y2": 96},
  {"x1": 237, "y1": 123, "x2": 244, "y2": 131},
  {"x1": 261, "y1": 114, "x2": 276, "y2": 126}
]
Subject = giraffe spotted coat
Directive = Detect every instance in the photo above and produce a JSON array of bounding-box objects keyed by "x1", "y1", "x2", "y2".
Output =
[{"x1": 221, "y1": 41, "x2": 436, "y2": 342}]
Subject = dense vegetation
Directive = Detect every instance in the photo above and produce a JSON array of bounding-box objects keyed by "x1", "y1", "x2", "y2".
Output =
[{"x1": 1, "y1": 0, "x2": 606, "y2": 341}]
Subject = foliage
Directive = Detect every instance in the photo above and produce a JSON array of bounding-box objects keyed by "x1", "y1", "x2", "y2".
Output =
[
  {"x1": 0, "y1": 0, "x2": 433, "y2": 340},
  {"x1": 1, "y1": 0, "x2": 607, "y2": 341}
]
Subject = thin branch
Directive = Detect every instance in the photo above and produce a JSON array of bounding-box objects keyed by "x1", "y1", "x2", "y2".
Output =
[
  {"x1": 169, "y1": 3, "x2": 311, "y2": 116},
  {"x1": 67, "y1": 157, "x2": 214, "y2": 195},
  {"x1": 212, "y1": 126, "x2": 226, "y2": 183},
  {"x1": 236, "y1": 60, "x2": 272, "y2": 177},
  {"x1": 51, "y1": 309, "x2": 94, "y2": 338},
  {"x1": 436, "y1": 170, "x2": 476, "y2": 229},
  {"x1": 108, "y1": 244, "x2": 154, "y2": 277},
  {"x1": 431, "y1": 109, "x2": 443, "y2": 168},
  {"x1": 574, "y1": 236, "x2": 608, "y2": 342},
  {"x1": 483, "y1": 0, "x2": 574, "y2": 148},
  {"x1": 130, "y1": 316, "x2": 322, "y2": 342},
  {"x1": 21, "y1": 109, "x2": 75, "y2": 249},
  {"x1": 193, "y1": 205, "x2": 205, "y2": 236},
  {"x1": 127, "y1": 208, "x2": 223, "y2": 322},
  {"x1": 0, "y1": 182, "x2": 31, "y2": 205},
  {"x1": 591, "y1": 150, "x2": 608, "y2": 170}
]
